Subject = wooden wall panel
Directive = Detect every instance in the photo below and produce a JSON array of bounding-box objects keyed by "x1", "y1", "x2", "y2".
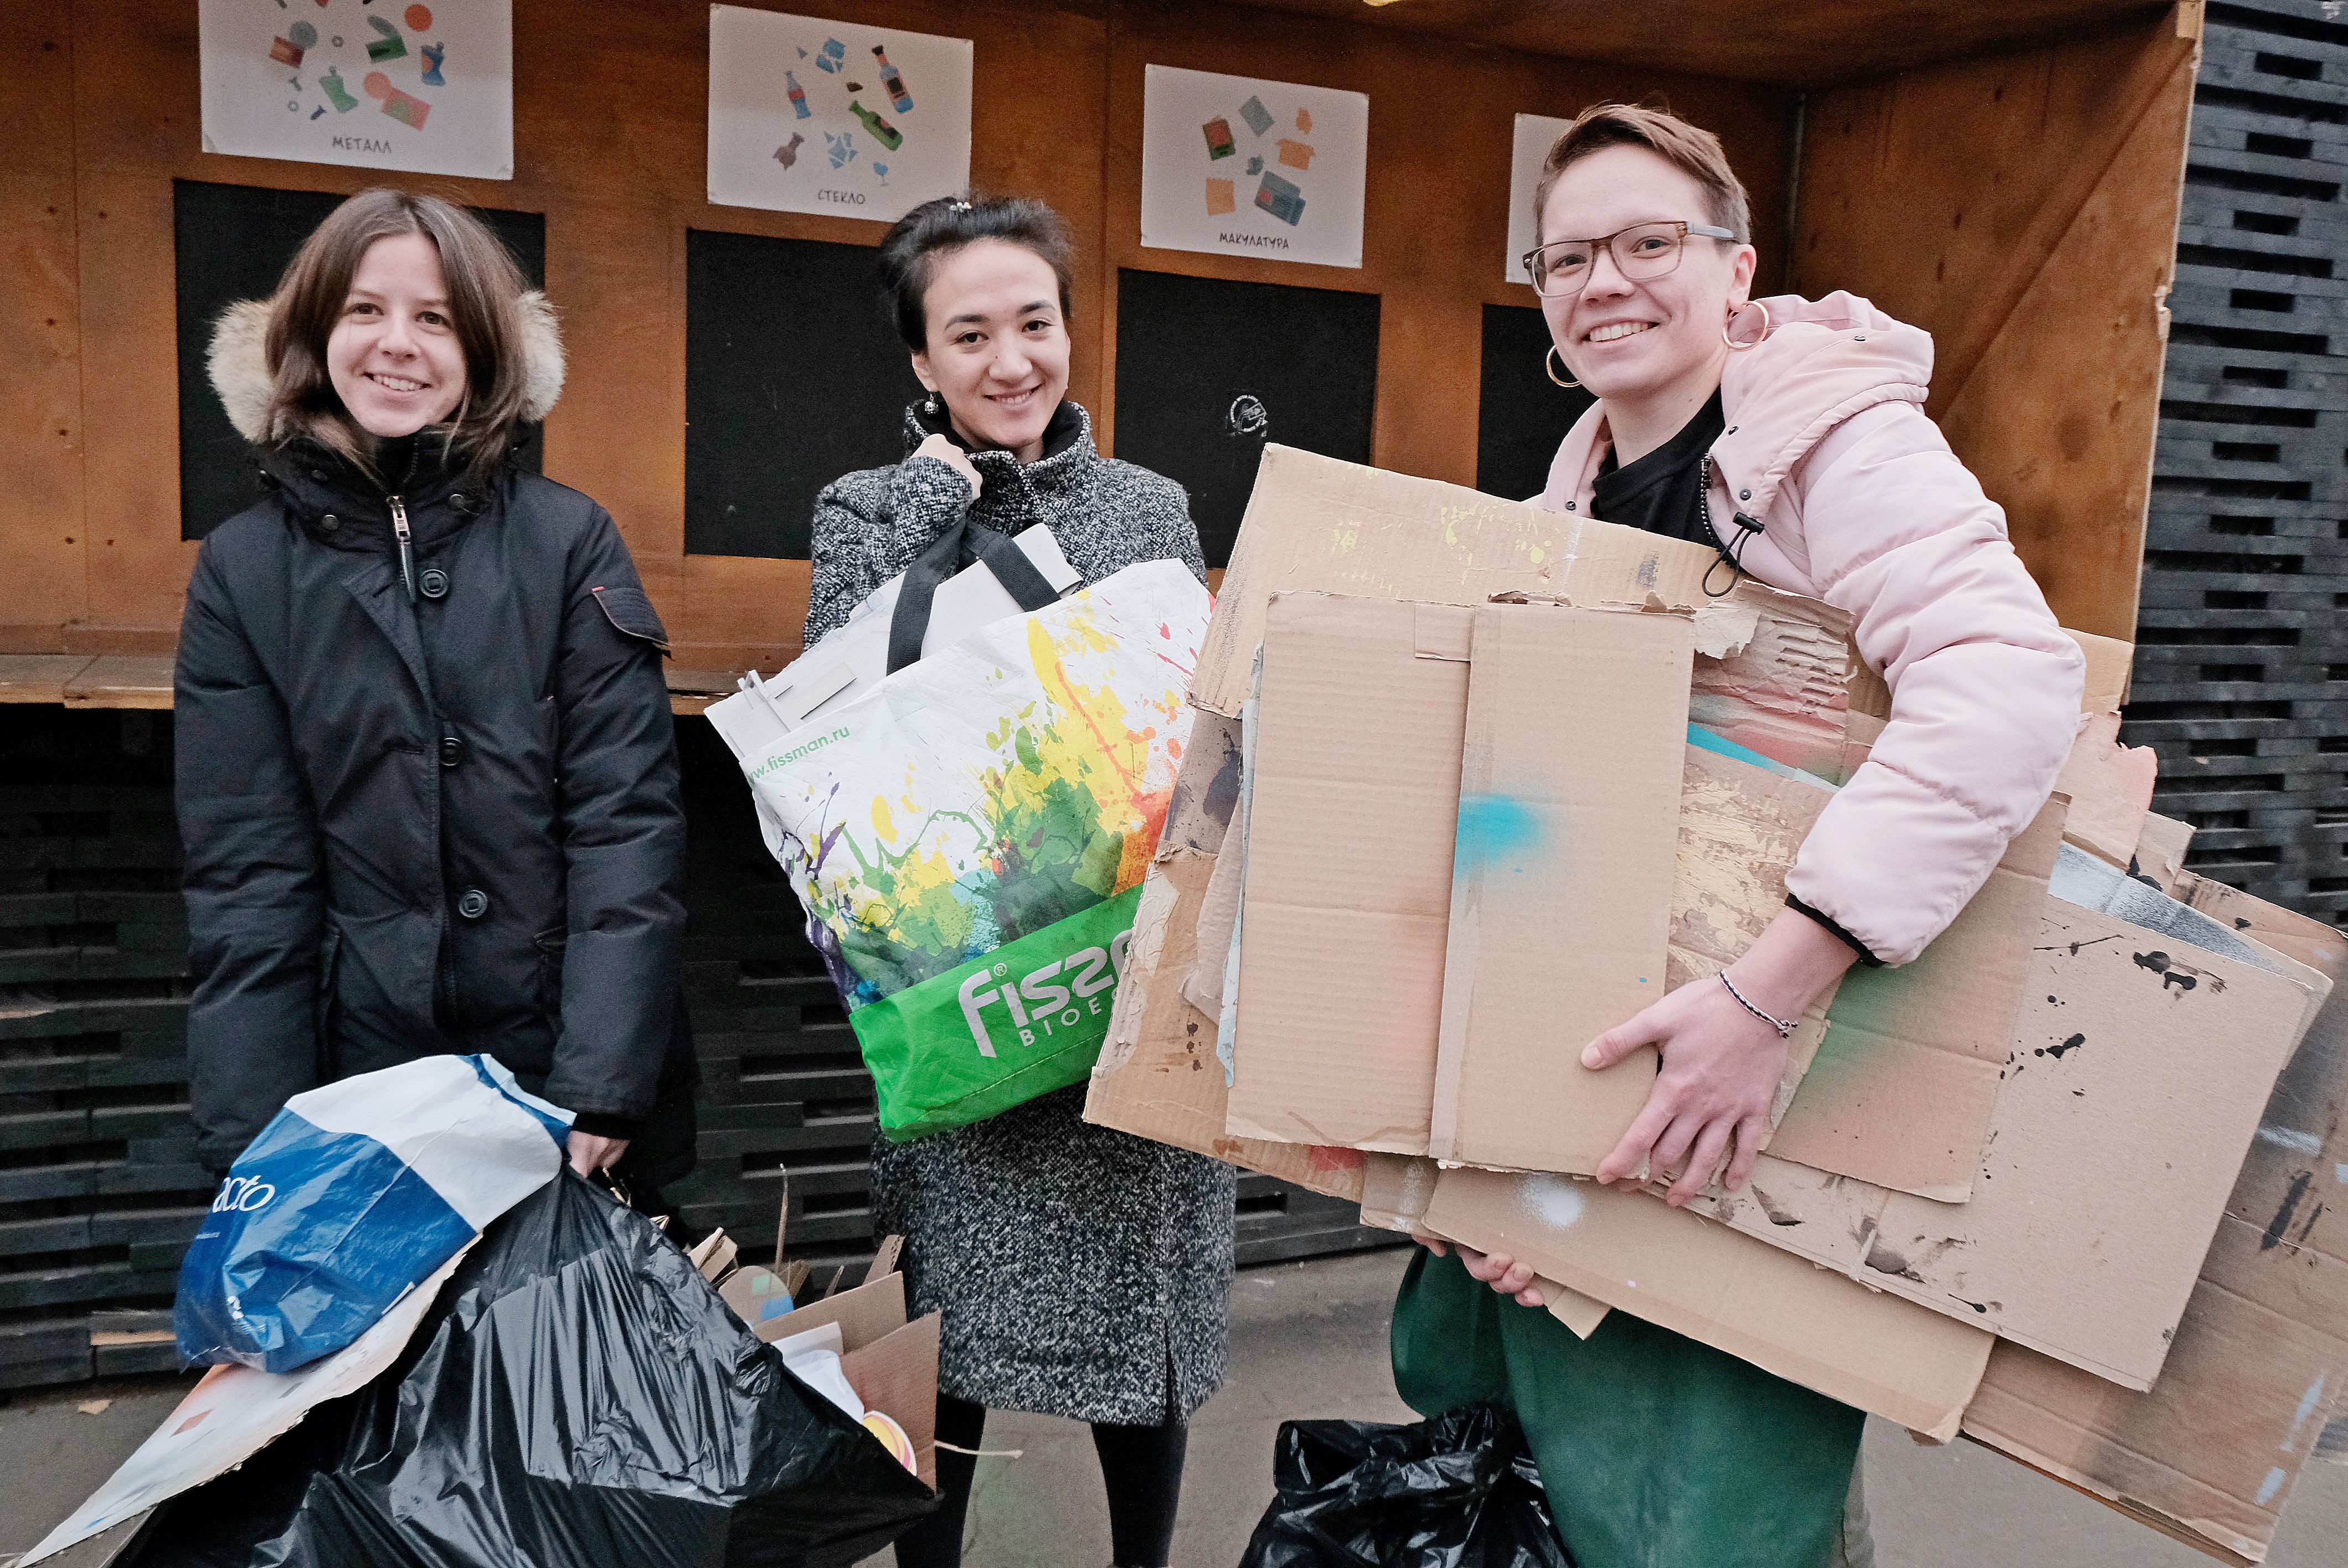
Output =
[
  {"x1": 1, "y1": 179, "x2": 88, "y2": 651},
  {"x1": 1098, "y1": 0, "x2": 1794, "y2": 493},
  {"x1": 1, "y1": 2, "x2": 85, "y2": 652},
  {"x1": 1795, "y1": 8, "x2": 2198, "y2": 640},
  {"x1": 8, "y1": 0, "x2": 2193, "y2": 668}
]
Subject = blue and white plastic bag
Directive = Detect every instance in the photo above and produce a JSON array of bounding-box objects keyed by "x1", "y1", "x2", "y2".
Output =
[{"x1": 174, "y1": 1054, "x2": 574, "y2": 1373}]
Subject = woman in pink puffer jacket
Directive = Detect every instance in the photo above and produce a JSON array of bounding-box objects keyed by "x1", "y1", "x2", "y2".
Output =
[{"x1": 1397, "y1": 104, "x2": 2084, "y2": 1568}]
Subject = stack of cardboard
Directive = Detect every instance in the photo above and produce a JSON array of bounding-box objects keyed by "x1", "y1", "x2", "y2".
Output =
[{"x1": 1085, "y1": 447, "x2": 2348, "y2": 1565}]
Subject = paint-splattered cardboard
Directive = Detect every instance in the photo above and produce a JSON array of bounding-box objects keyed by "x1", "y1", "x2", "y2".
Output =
[
  {"x1": 1413, "y1": 1162, "x2": 1994, "y2": 1441},
  {"x1": 1221, "y1": 592, "x2": 1840, "y2": 1163},
  {"x1": 1762, "y1": 803, "x2": 2068, "y2": 1201},
  {"x1": 1962, "y1": 906, "x2": 2348, "y2": 1565},
  {"x1": 1429, "y1": 601, "x2": 1696, "y2": 1172},
  {"x1": 1679, "y1": 899, "x2": 2326, "y2": 1390}
]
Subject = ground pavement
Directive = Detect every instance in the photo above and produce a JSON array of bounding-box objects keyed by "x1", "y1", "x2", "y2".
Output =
[{"x1": 5, "y1": 1247, "x2": 2342, "y2": 1566}]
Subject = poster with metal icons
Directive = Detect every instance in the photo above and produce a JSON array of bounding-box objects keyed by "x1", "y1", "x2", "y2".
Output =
[{"x1": 197, "y1": 0, "x2": 513, "y2": 178}]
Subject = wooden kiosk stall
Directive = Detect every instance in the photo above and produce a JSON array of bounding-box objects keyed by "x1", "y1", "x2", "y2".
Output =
[
  {"x1": 5, "y1": 0, "x2": 2193, "y2": 688},
  {"x1": 3, "y1": 2, "x2": 2270, "y2": 1554}
]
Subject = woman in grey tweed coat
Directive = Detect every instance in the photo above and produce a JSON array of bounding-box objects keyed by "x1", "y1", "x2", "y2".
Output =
[{"x1": 802, "y1": 195, "x2": 1236, "y2": 1568}]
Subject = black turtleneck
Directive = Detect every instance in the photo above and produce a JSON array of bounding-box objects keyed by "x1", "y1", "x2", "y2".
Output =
[
  {"x1": 915, "y1": 398, "x2": 1085, "y2": 465},
  {"x1": 1593, "y1": 389, "x2": 1726, "y2": 546}
]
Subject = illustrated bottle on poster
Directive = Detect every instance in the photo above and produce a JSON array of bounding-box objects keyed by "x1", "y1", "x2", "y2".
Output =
[
  {"x1": 849, "y1": 100, "x2": 904, "y2": 151},
  {"x1": 871, "y1": 45, "x2": 913, "y2": 114},
  {"x1": 785, "y1": 70, "x2": 811, "y2": 119}
]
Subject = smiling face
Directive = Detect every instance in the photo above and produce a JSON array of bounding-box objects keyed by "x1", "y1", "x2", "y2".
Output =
[
  {"x1": 326, "y1": 231, "x2": 467, "y2": 439},
  {"x1": 1538, "y1": 143, "x2": 1755, "y2": 411},
  {"x1": 910, "y1": 239, "x2": 1072, "y2": 464}
]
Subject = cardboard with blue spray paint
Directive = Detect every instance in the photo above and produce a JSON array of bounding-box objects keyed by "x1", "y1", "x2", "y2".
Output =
[{"x1": 1428, "y1": 600, "x2": 1697, "y2": 1174}]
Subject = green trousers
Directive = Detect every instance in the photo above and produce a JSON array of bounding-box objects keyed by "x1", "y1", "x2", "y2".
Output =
[{"x1": 1391, "y1": 1250, "x2": 1867, "y2": 1568}]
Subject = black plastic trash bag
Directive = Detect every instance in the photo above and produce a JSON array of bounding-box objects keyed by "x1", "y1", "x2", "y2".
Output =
[
  {"x1": 128, "y1": 1171, "x2": 935, "y2": 1568},
  {"x1": 1240, "y1": 1402, "x2": 1575, "y2": 1568}
]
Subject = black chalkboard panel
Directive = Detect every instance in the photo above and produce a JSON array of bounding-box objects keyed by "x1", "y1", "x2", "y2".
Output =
[
  {"x1": 173, "y1": 180, "x2": 545, "y2": 541},
  {"x1": 685, "y1": 230, "x2": 920, "y2": 560},
  {"x1": 1111, "y1": 270, "x2": 1379, "y2": 569},
  {"x1": 1476, "y1": 303, "x2": 1594, "y2": 502}
]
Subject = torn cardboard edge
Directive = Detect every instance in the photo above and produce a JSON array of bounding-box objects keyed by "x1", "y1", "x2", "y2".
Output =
[
  {"x1": 1408, "y1": 1160, "x2": 1992, "y2": 1441},
  {"x1": 24, "y1": 1243, "x2": 478, "y2": 1565}
]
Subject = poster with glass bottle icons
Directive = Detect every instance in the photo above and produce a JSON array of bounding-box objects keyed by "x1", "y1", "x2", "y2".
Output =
[
  {"x1": 708, "y1": 7, "x2": 972, "y2": 221},
  {"x1": 197, "y1": 0, "x2": 513, "y2": 179}
]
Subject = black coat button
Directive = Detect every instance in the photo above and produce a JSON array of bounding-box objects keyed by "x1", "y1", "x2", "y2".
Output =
[
  {"x1": 419, "y1": 566, "x2": 450, "y2": 599},
  {"x1": 320, "y1": 514, "x2": 339, "y2": 534},
  {"x1": 439, "y1": 734, "x2": 465, "y2": 768},
  {"x1": 456, "y1": 888, "x2": 490, "y2": 920}
]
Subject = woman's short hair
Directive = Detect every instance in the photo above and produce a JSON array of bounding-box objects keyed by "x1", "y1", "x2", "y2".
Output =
[
  {"x1": 876, "y1": 194, "x2": 1075, "y2": 350},
  {"x1": 264, "y1": 188, "x2": 532, "y2": 482},
  {"x1": 1534, "y1": 102, "x2": 1753, "y2": 246}
]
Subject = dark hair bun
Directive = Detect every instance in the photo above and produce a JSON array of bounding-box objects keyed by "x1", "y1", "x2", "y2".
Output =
[{"x1": 877, "y1": 193, "x2": 1075, "y2": 350}]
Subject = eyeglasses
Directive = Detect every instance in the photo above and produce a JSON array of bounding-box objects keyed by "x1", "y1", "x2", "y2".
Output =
[{"x1": 1521, "y1": 220, "x2": 1738, "y2": 297}]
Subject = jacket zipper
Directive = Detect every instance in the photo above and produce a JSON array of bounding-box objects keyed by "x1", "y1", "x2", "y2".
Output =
[{"x1": 388, "y1": 494, "x2": 416, "y2": 601}]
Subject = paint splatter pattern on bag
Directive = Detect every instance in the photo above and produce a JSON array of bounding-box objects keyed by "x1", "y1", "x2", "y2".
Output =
[{"x1": 751, "y1": 562, "x2": 1209, "y2": 1011}]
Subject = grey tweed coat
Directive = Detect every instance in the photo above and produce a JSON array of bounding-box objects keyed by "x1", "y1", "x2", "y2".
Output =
[{"x1": 805, "y1": 399, "x2": 1238, "y2": 1425}]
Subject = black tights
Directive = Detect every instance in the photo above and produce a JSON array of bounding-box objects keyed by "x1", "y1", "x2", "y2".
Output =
[{"x1": 892, "y1": 1392, "x2": 1188, "y2": 1568}]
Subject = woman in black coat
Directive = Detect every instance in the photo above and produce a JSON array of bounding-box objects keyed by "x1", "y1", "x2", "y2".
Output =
[{"x1": 177, "y1": 189, "x2": 695, "y2": 1190}]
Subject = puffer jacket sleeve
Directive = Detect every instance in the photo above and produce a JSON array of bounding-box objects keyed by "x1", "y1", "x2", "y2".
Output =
[
  {"x1": 176, "y1": 541, "x2": 326, "y2": 1171},
  {"x1": 805, "y1": 456, "x2": 976, "y2": 644},
  {"x1": 1780, "y1": 400, "x2": 2086, "y2": 964},
  {"x1": 540, "y1": 510, "x2": 687, "y2": 1125}
]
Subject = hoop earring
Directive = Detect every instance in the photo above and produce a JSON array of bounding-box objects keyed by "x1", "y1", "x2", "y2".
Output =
[
  {"x1": 1545, "y1": 345, "x2": 1580, "y2": 389},
  {"x1": 1723, "y1": 299, "x2": 1771, "y2": 351}
]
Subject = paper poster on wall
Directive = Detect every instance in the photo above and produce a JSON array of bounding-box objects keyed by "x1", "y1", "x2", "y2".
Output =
[
  {"x1": 1139, "y1": 65, "x2": 1367, "y2": 269},
  {"x1": 708, "y1": 7, "x2": 973, "y2": 222},
  {"x1": 197, "y1": 0, "x2": 513, "y2": 179},
  {"x1": 1505, "y1": 114, "x2": 1574, "y2": 286}
]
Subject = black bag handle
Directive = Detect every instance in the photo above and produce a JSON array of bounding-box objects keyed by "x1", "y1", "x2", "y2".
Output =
[{"x1": 885, "y1": 519, "x2": 1064, "y2": 674}]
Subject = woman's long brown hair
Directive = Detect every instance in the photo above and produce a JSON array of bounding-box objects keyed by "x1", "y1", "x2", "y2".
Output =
[{"x1": 263, "y1": 189, "x2": 529, "y2": 485}]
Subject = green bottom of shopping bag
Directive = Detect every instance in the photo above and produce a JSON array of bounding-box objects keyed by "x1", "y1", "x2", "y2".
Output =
[{"x1": 852, "y1": 883, "x2": 1144, "y2": 1141}]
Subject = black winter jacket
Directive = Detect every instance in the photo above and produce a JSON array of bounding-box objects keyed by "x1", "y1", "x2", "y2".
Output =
[{"x1": 176, "y1": 429, "x2": 696, "y2": 1184}]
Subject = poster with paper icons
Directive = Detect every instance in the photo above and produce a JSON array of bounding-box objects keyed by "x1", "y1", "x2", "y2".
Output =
[
  {"x1": 1138, "y1": 65, "x2": 1367, "y2": 269},
  {"x1": 1505, "y1": 114, "x2": 1575, "y2": 286},
  {"x1": 708, "y1": 7, "x2": 973, "y2": 222},
  {"x1": 197, "y1": 0, "x2": 513, "y2": 179}
]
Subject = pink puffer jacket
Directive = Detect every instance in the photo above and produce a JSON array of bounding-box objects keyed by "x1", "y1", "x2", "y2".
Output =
[{"x1": 1538, "y1": 291, "x2": 2086, "y2": 966}]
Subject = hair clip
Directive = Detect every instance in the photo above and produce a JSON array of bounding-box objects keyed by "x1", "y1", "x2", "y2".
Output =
[{"x1": 949, "y1": 199, "x2": 972, "y2": 211}]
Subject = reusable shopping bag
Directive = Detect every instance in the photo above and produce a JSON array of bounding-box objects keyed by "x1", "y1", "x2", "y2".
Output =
[
  {"x1": 728, "y1": 556, "x2": 1209, "y2": 1139},
  {"x1": 174, "y1": 1054, "x2": 572, "y2": 1373}
]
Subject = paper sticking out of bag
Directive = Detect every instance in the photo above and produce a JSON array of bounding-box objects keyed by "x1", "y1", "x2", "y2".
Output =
[{"x1": 707, "y1": 523, "x2": 1084, "y2": 755}]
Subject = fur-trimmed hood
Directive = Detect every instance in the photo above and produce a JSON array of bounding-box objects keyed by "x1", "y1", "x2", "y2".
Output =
[{"x1": 207, "y1": 290, "x2": 567, "y2": 444}]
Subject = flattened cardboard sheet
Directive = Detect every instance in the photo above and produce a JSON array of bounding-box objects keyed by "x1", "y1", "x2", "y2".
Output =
[
  {"x1": 2052, "y1": 710, "x2": 2158, "y2": 868},
  {"x1": 1085, "y1": 714, "x2": 1368, "y2": 1201},
  {"x1": 1765, "y1": 803, "x2": 2067, "y2": 1201},
  {"x1": 1688, "y1": 901, "x2": 2323, "y2": 1389},
  {"x1": 1430, "y1": 602, "x2": 1694, "y2": 1172},
  {"x1": 1419, "y1": 1164, "x2": 1992, "y2": 1440},
  {"x1": 1963, "y1": 932, "x2": 2348, "y2": 1566},
  {"x1": 1683, "y1": 584, "x2": 1855, "y2": 784},
  {"x1": 1226, "y1": 596, "x2": 1470, "y2": 1151},
  {"x1": 1194, "y1": 447, "x2": 1718, "y2": 718}
]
